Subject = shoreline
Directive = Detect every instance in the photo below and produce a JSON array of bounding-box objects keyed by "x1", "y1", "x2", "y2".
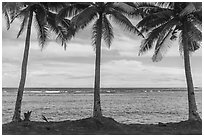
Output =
[{"x1": 2, "y1": 117, "x2": 202, "y2": 135}]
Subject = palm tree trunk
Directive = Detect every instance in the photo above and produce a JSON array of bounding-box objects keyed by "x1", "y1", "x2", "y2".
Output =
[
  {"x1": 93, "y1": 12, "x2": 103, "y2": 118},
  {"x1": 12, "y1": 11, "x2": 33, "y2": 122},
  {"x1": 183, "y1": 40, "x2": 201, "y2": 121}
]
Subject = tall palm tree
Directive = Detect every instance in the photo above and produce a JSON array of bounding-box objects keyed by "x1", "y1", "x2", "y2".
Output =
[
  {"x1": 58, "y1": 2, "x2": 143, "y2": 118},
  {"x1": 3, "y1": 2, "x2": 68, "y2": 122},
  {"x1": 3, "y1": 2, "x2": 50, "y2": 122},
  {"x1": 132, "y1": 2, "x2": 201, "y2": 121}
]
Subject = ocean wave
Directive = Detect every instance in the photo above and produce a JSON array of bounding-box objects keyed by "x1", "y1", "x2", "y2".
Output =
[
  {"x1": 45, "y1": 91, "x2": 61, "y2": 94},
  {"x1": 30, "y1": 91, "x2": 42, "y2": 93}
]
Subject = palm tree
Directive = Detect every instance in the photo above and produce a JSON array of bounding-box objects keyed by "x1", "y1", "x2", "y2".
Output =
[
  {"x1": 58, "y1": 2, "x2": 143, "y2": 118},
  {"x1": 133, "y1": 2, "x2": 201, "y2": 121},
  {"x1": 3, "y1": 2, "x2": 68, "y2": 122}
]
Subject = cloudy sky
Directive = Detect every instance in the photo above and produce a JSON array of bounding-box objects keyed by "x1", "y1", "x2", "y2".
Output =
[{"x1": 2, "y1": 13, "x2": 202, "y2": 88}]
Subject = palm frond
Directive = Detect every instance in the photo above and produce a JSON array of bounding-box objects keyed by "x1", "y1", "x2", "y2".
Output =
[
  {"x1": 185, "y1": 21, "x2": 202, "y2": 52},
  {"x1": 138, "y1": 24, "x2": 166, "y2": 55},
  {"x1": 187, "y1": 13, "x2": 202, "y2": 31},
  {"x1": 47, "y1": 11, "x2": 75, "y2": 49},
  {"x1": 47, "y1": 12, "x2": 59, "y2": 33},
  {"x1": 108, "y1": 9, "x2": 143, "y2": 37},
  {"x1": 154, "y1": 19, "x2": 178, "y2": 50},
  {"x1": 123, "y1": 2, "x2": 138, "y2": 9},
  {"x1": 137, "y1": 9, "x2": 173, "y2": 33},
  {"x1": 3, "y1": 3, "x2": 22, "y2": 19},
  {"x1": 92, "y1": 19, "x2": 102, "y2": 49},
  {"x1": 105, "y1": 2, "x2": 114, "y2": 7},
  {"x1": 188, "y1": 40, "x2": 201, "y2": 52},
  {"x1": 129, "y1": 2, "x2": 166, "y2": 18},
  {"x1": 179, "y1": 3, "x2": 196, "y2": 17},
  {"x1": 71, "y1": 6, "x2": 98, "y2": 30},
  {"x1": 109, "y1": 3, "x2": 131, "y2": 15},
  {"x1": 10, "y1": 4, "x2": 31, "y2": 24},
  {"x1": 13, "y1": 5, "x2": 31, "y2": 38},
  {"x1": 179, "y1": 30, "x2": 201, "y2": 55},
  {"x1": 34, "y1": 4, "x2": 49, "y2": 48},
  {"x1": 16, "y1": 11, "x2": 29, "y2": 38},
  {"x1": 142, "y1": 18, "x2": 178, "y2": 61},
  {"x1": 152, "y1": 28, "x2": 174, "y2": 62},
  {"x1": 40, "y1": 2, "x2": 66, "y2": 12},
  {"x1": 156, "y1": 2, "x2": 174, "y2": 9},
  {"x1": 102, "y1": 15, "x2": 114, "y2": 48},
  {"x1": 2, "y1": 2, "x2": 23, "y2": 29},
  {"x1": 186, "y1": 21, "x2": 202, "y2": 42},
  {"x1": 3, "y1": 8, "x2": 11, "y2": 30},
  {"x1": 57, "y1": 3, "x2": 90, "y2": 19}
]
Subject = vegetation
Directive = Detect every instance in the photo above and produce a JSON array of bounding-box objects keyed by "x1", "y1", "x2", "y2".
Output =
[
  {"x1": 130, "y1": 2, "x2": 202, "y2": 121},
  {"x1": 2, "y1": 2, "x2": 69, "y2": 122},
  {"x1": 57, "y1": 2, "x2": 143, "y2": 118},
  {"x1": 2, "y1": 2, "x2": 202, "y2": 130}
]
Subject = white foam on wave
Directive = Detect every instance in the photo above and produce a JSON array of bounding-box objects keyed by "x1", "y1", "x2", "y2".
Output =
[
  {"x1": 45, "y1": 91, "x2": 61, "y2": 93},
  {"x1": 75, "y1": 90, "x2": 82, "y2": 93}
]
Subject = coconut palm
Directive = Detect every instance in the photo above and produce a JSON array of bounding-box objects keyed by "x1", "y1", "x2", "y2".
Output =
[
  {"x1": 3, "y1": 2, "x2": 70, "y2": 122},
  {"x1": 3, "y1": 2, "x2": 50, "y2": 122},
  {"x1": 132, "y1": 2, "x2": 201, "y2": 121},
  {"x1": 58, "y1": 2, "x2": 143, "y2": 118}
]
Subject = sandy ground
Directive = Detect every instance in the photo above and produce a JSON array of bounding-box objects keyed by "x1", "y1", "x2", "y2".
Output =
[{"x1": 2, "y1": 117, "x2": 202, "y2": 135}]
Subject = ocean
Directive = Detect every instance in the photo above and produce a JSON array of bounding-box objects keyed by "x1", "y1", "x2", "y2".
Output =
[{"x1": 2, "y1": 87, "x2": 202, "y2": 124}]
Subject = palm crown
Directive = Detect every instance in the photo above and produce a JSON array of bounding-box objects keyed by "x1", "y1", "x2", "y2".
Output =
[
  {"x1": 56, "y1": 2, "x2": 144, "y2": 118},
  {"x1": 133, "y1": 2, "x2": 201, "y2": 61},
  {"x1": 58, "y1": 2, "x2": 143, "y2": 48}
]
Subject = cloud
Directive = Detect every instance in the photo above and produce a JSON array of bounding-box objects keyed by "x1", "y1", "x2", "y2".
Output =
[
  {"x1": 97, "y1": 59, "x2": 187, "y2": 87},
  {"x1": 2, "y1": 13, "x2": 202, "y2": 88}
]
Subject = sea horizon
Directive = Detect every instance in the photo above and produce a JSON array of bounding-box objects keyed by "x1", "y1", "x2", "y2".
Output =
[{"x1": 2, "y1": 86, "x2": 202, "y2": 89}]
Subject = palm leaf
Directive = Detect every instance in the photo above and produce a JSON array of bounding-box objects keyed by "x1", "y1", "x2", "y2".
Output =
[
  {"x1": 92, "y1": 19, "x2": 102, "y2": 49},
  {"x1": 34, "y1": 4, "x2": 49, "y2": 48},
  {"x1": 108, "y1": 9, "x2": 144, "y2": 37},
  {"x1": 57, "y1": 3, "x2": 90, "y2": 19},
  {"x1": 102, "y1": 15, "x2": 114, "y2": 48},
  {"x1": 138, "y1": 24, "x2": 166, "y2": 55},
  {"x1": 137, "y1": 9, "x2": 173, "y2": 33},
  {"x1": 10, "y1": 4, "x2": 32, "y2": 24},
  {"x1": 152, "y1": 28, "x2": 174, "y2": 62},
  {"x1": 2, "y1": 2, "x2": 23, "y2": 29},
  {"x1": 16, "y1": 11, "x2": 29, "y2": 38},
  {"x1": 188, "y1": 40, "x2": 201, "y2": 52},
  {"x1": 71, "y1": 6, "x2": 98, "y2": 30},
  {"x1": 140, "y1": 18, "x2": 178, "y2": 61},
  {"x1": 3, "y1": 2, "x2": 23, "y2": 22},
  {"x1": 154, "y1": 19, "x2": 178, "y2": 50},
  {"x1": 179, "y1": 30, "x2": 201, "y2": 55},
  {"x1": 187, "y1": 12, "x2": 202, "y2": 31},
  {"x1": 186, "y1": 21, "x2": 202, "y2": 42},
  {"x1": 14, "y1": 5, "x2": 31, "y2": 38},
  {"x1": 109, "y1": 3, "x2": 131, "y2": 15},
  {"x1": 3, "y1": 8, "x2": 11, "y2": 30},
  {"x1": 129, "y1": 2, "x2": 165, "y2": 18},
  {"x1": 47, "y1": 11, "x2": 74, "y2": 49},
  {"x1": 40, "y1": 2, "x2": 66, "y2": 12},
  {"x1": 179, "y1": 3, "x2": 196, "y2": 17}
]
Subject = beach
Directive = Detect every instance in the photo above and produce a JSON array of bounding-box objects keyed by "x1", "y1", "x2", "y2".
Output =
[
  {"x1": 2, "y1": 116, "x2": 202, "y2": 135},
  {"x1": 2, "y1": 88, "x2": 202, "y2": 134}
]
